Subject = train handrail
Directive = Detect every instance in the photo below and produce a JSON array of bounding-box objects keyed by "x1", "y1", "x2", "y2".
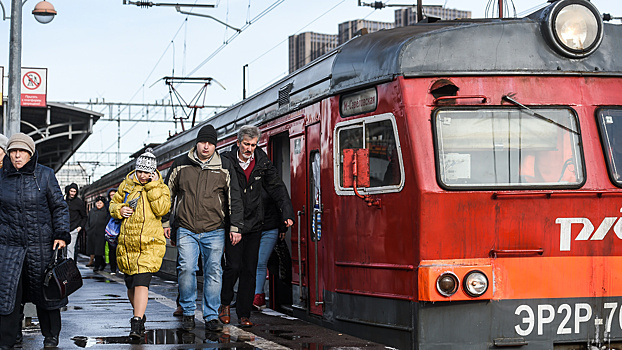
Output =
[
  {"x1": 490, "y1": 248, "x2": 544, "y2": 258},
  {"x1": 492, "y1": 190, "x2": 622, "y2": 199},
  {"x1": 433, "y1": 95, "x2": 487, "y2": 105},
  {"x1": 297, "y1": 206, "x2": 305, "y2": 302}
]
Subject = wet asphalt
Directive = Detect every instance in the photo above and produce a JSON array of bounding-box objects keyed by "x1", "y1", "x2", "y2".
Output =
[{"x1": 16, "y1": 255, "x2": 390, "y2": 349}]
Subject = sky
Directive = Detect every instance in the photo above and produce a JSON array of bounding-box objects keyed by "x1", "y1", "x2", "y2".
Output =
[{"x1": 2, "y1": 0, "x2": 622, "y2": 181}]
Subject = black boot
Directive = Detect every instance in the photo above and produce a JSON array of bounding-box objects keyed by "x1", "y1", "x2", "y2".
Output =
[
  {"x1": 141, "y1": 314, "x2": 146, "y2": 333},
  {"x1": 129, "y1": 316, "x2": 143, "y2": 339}
]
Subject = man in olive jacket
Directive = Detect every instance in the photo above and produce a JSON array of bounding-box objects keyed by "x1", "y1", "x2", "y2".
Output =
[{"x1": 163, "y1": 124, "x2": 244, "y2": 333}]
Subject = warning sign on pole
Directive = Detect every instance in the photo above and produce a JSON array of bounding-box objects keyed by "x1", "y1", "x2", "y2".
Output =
[{"x1": 21, "y1": 67, "x2": 47, "y2": 107}]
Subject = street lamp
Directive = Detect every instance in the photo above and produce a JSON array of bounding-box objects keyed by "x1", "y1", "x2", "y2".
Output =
[
  {"x1": 32, "y1": 0, "x2": 57, "y2": 24},
  {"x1": 1, "y1": 0, "x2": 56, "y2": 136}
]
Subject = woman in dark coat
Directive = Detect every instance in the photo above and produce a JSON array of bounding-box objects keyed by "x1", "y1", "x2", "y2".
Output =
[
  {"x1": 0, "y1": 133, "x2": 70, "y2": 349},
  {"x1": 85, "y1": 196, "x2": 109, "y2": 271}
]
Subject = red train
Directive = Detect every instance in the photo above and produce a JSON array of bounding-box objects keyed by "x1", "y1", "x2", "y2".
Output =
[{"x1": 84, "y1": 0, "x2": 622, "y2": 348}]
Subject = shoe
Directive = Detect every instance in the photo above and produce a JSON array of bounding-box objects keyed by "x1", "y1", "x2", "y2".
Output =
[
  {"x1": 173, "y1": 305, "x2": 183, "y2": 317},
  {"x1": 43, "y1": 335, "x2": 59, "y2": 348},
  {"x1": 205, "y1": 319, "x2": 223, "y2": 332},
  {"x1": 239, "y1": 317, "x2": 253, "y2": 328},
  {"x1": 141, "y1": 314, "x2": 146, "y2": 333},
  {"x1": 129, "y1": 316, "x2": 143, "y2": 339},
  {"x1": 218, "y1": 305, "x2": 230, "y2": 324},
  {"x1": 182, "y1": 315, "x2": 195, "y2": 331},
  {"x1": 253, "y1": 293, "x2": 266, "y2": 310}
]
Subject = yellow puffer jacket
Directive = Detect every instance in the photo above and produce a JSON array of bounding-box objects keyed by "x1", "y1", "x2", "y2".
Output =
[{"x1": 109, "y1": 170, "x2": 171, "y2": 275}]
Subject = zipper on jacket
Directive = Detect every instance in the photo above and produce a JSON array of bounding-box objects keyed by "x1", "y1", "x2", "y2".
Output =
[{"x1": 33, "y1": 173, "x2": 41, "y2": 191}]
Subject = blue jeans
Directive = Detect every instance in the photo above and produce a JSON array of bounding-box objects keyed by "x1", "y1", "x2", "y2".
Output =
[
  {"x1": 177, "y1": 227, "x2": 225, "y2": 321},
  {"x1": 255, "y1": 229, "x2": 279, "y2": 294}
]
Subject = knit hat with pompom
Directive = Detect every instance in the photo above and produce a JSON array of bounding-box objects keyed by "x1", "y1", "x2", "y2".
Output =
[{"x1": 135, "y1": 147, "x2": 157, "y2": 174}]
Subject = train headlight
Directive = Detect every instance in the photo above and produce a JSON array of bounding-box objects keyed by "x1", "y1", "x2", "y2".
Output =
[
  {"x1": 542, "y1": 0, "x2": 603, "y2": 58},
  {"x1": 463, "y1": 271, "x2": 488, "y2": 297},
  {"x1": 436, "y1": 272, "x2": 459, "y2": 297}
]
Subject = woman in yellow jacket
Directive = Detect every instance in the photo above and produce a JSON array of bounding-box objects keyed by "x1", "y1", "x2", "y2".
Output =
[{"x1": 109, "y1": 148, "x2": 170, "y2": 339}]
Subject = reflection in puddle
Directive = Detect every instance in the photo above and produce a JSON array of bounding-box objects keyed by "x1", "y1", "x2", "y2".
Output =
[
  {"x1": 265, "y1": 329, "x2": 308, "y2": 341},
  {"x1": 72, "y1": 328, "x2": 257, "y2": 347},
  {"x1": 62, "y1": 306, "x2": 83, "y2": 311},
  {"x1": 81, "y1": 276, "x2": 113, "y2": 283}
]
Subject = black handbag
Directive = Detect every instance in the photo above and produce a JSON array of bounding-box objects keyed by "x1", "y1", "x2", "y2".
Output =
[
  {"x1": 274, "y1": 239, "x2": 291, "y2": 282},
  {"x1": 43, "y1": 247, "x2": 83, "y2": 301}
]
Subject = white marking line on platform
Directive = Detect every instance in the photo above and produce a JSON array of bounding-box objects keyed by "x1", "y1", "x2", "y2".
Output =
[
  {"x1": 96, "y1": 269, "x2": 290, "y2": 349},
  {"x1": 261, "y1": 308, "x2": 297, "y2": 320}
]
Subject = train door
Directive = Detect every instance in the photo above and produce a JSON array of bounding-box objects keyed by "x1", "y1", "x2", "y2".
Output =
[
  {"x1": 290, "y1": 132, "x2": 308, "y2": 311},
  {"x1": 306, "y1": 122, "x2": 324, "y2": 315},
  {"x1": 290, "y1": 122, "x2": 324, "y2": 315}
]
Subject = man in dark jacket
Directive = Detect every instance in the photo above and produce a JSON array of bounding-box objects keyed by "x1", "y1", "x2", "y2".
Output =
[
  {"x1": 163, "y1": 124, "x2": 244, "y2": 333},
  {"x1": 219, "y1": 125, "x2": 295, "y2": 328},
  {"x1": 65, "y1": 183, "x2": 86, "y2": 260}
]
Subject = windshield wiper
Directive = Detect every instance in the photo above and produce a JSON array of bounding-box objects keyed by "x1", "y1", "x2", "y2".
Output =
[{"x1": 502, "y1": 94, "x2": 580, "y2": 135}]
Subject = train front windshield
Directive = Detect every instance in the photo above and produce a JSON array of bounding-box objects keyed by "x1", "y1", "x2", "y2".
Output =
[{"x1": 434, "y1": 108, "x2": 584, "y2": 188}]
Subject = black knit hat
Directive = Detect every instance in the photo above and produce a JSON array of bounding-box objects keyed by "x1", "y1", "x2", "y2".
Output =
[{"x1": 196, "y1": 124, "x2": 217, "y2": 146}]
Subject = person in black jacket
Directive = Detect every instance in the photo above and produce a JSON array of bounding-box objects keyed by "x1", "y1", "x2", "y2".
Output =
[
  {"x1": 219, "y1": 125, "x2": 295, "y2": 328},
  {"x1": 106, "y1": 188, "x2": 119, "y2": 274},
  {"x1": 0, "y1": 133, "x2": 70, "y2": 349},
  {"x1": 253, "y1": 188, "x2": 293, "y2": 310},
  {"x1": 85, "y1": 196, "x2": 109, "y2": 272},
  {"x1": 65, "y1": 183, "x2": 86, "y2": 260}
]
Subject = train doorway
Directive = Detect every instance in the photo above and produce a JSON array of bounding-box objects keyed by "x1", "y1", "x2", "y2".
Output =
[{"x1": 266, "y1": 132, "x2": 293, "y2": 312}]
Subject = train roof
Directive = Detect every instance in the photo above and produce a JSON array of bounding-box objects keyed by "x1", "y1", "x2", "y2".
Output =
[{"x1": 87, "y1": 6, "x2": 622, "y2": 192}]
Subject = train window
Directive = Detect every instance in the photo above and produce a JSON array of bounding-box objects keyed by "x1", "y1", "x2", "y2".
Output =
[
  {"x1": 434, "y1": 108, "x2": 584, "y2": 189},
  {"x1": 597, "y1": 108, "x2": 622, "y2": 186},
  {"x1": 334, "y1": 113, "x2": 404, "y2": 195}
]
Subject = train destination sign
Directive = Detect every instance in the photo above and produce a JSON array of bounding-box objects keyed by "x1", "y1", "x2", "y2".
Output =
[
  {"x1": 21, "y1": 67, "x2": 47, "y2": 107},
  {"x1": 341, "y1": 87, "x2": 377, "y2": 117}
]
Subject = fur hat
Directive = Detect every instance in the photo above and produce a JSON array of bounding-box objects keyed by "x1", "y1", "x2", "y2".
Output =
[
  {"x1": 135, "y1": 147, "x2": 157, "y2": 174},
  {"x1": 7, "y1": 133, "x2": 35, "y2": 156},
  {"x1": 196, "y1": 124, "x2": 217, "y2": 146}
]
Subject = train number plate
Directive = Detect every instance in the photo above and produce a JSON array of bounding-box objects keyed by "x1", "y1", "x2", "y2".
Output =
[{"x1": 515, "y1": 302, "x2": 621, "y2": 336}]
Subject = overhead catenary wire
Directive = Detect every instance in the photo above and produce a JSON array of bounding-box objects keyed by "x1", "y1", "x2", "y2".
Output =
[{"x1": 186, "y1": 0, "x2": 285, "y2": 77}]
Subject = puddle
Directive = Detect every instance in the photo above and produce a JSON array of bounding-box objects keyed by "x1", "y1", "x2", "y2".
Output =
[
  {"x1": 81, "y1": 276, "x2": 113, "y2": 283},
  {"x1": 63, "y1": 306, "x2": 83, "y2": 311},
  {"x1": 265, "y1": 329, "x2": 308, "y2": 341},
  {"x1": 72, "y1": 328, "x2": 257, "y2": 347},
  {"x1": 301, "y1": 344, "x2": 330, "y2": 350}
]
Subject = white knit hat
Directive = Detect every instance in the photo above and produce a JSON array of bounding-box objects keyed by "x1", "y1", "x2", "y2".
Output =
[{"x1": 135, "y1": 147, "x2": 157, "y2": 174}]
